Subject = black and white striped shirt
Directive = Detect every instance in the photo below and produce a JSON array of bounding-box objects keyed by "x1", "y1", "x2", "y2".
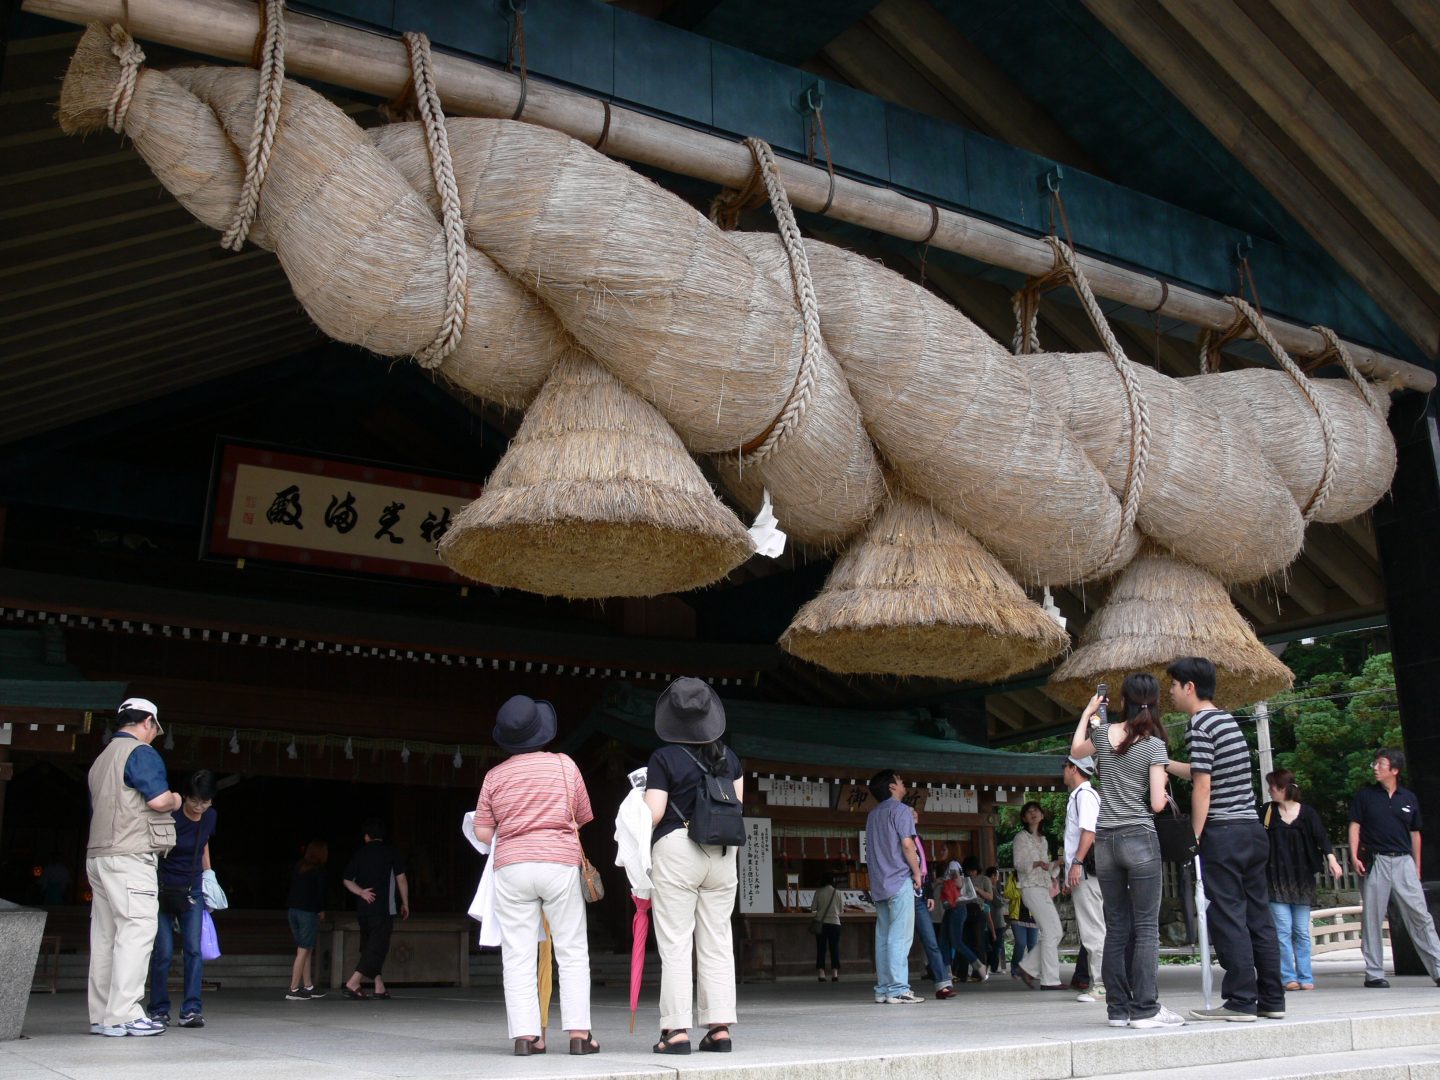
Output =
[{"x1": 1185, "y1": 709, "x2": 1255, "y2": 821}]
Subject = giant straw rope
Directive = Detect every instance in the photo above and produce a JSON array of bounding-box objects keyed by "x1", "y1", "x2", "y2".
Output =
[{"x1": 56, "y1": 22, "x2": 1397, "y2": 617}]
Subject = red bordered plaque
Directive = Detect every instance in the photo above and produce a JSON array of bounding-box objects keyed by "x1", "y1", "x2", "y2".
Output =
[{"x1": 203, "y1": 440, "x2": 480, "y2": 584}]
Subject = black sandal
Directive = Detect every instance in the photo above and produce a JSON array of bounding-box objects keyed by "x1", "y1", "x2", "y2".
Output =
[
  {"x1": 341, "y1": 986, "x2": 368, "y2": 1000},
  {"x1": 569, "y1": 1032, "x2": 600, "y2": 1055},
  {"x1": 653, "y1": 1029, "x2": 690, "y2": 1055},
  {"x1": 513, "y1": 1037, "x2": 545, "y2": 1056},
  {"x1": 699, "y1": 1025, "x2": 732, "y2": 1053}
]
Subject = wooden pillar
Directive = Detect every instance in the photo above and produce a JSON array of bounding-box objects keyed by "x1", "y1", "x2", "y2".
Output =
[{"x1": 1373, "y1": 391, "x2": 1440, "y2": 975}]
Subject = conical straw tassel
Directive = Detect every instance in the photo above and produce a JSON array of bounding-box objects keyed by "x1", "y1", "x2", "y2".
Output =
[
  {"x1": 780, "y1": 496, "x2": 1069, "y2": 681},
  {"x1": 438, "y1": 352, "x2": 755, "y2": 598},
  {"x1": 1044, "y1": 545, "x2": 1293, "y2": 710}
]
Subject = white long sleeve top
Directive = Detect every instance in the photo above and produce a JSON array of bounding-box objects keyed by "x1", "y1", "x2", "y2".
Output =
[{"x1": 1012, "y1": 829, "x2": 1058, "y2": 890}]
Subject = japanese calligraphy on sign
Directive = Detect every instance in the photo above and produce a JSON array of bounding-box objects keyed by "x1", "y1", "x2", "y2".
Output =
[
  {"x1": 738, "y1": 817, "x2": 774, "y2": 914},
  {"x1": 205, "y1": 441, "x2": 479, "y2": 583}
]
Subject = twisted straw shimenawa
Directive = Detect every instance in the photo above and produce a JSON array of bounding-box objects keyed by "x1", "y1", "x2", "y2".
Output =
[
  {"x1": 1044, "y1": 544, "x2": 1294, "y2": 710},
  {"x1": 781, "y1": 494, "x2": 1069, "y2": 682},
  {"x1": 437, "y1": 353, "x2": 755, "y2": 598}
]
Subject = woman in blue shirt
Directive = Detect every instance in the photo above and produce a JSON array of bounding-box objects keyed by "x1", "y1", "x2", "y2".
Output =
[{"x1": 148, "y1": 770, "x2": 217, "y2": 1028}]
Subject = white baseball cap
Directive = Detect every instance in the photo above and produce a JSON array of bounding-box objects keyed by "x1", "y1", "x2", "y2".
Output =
[{"x1": 118, "y1": 697, "x2": 163, "y2": 734}]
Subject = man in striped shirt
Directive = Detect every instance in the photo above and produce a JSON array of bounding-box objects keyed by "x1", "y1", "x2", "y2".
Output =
[{"x1": 1166, "y1": 657, "x2": 1285, "y2": 1023}]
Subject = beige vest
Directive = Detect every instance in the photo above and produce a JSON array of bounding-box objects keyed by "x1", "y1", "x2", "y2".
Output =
[{"x1": 87, "y1": 735, "x2": 176, "y2": 857}]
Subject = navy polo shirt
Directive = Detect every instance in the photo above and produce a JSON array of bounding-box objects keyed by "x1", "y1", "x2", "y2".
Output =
[
  {"x1": 111, "y1": 731, "x2": 169, "y2": 800},
  {"x1": 1349, "y1": 784, "x2": 1423, "y2": 857}
]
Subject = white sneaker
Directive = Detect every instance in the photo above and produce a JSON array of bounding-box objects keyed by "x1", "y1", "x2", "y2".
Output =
[
  {"x1": 874, "y1": 993, "x2": 887, "y2": 1003},
  {"x1": 100, "y1": 1017, "x2": 167, "y2": 1037},
  {"x1": 1107, "y1": 1017, "x2": 1130, "y2": 1028},
  {"x1": 1076, "y1": 992, "x2": 1098, "y2": 1003},
  {"x1": 886, "y1": 991, "x2": 925, "y2": 1003},
  {"x1": 1129, "y1": 1006, "x2": 1186, "y2": 1029},
  {"x1": 89, "y1": 1023, "x2": 104, "y2": 1035}
]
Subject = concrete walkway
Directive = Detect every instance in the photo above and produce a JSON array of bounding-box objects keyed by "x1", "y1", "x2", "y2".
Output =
[{"x1": 7, "y1": 959, "x2": 1440, "y2": 1080}]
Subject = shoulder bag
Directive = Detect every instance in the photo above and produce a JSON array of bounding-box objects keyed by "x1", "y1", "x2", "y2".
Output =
[
  {"x1": 1154, "y1": 789, "x2": 1197, "y2": 863},
  {"x1": 557, "y1": 757, "x2": 604, "y2": 903}
]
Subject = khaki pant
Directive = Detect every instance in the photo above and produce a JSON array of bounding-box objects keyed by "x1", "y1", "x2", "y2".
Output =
[
  {"x1": 494, "y1": 862, "x2": 591, "y2": 1039},
  {"x1": 1071, "y1": 873, "x2": 1106, "y2": 986},
  {"x1": 87, "y1": 853, "x2": 159, "y2": 1027},
  {"x1": 650, "y1": 830, "x2": 737, "y2": 1030},
  {"x1": 1019, "y1": 885, "x2": 1063, "y2": 986}
]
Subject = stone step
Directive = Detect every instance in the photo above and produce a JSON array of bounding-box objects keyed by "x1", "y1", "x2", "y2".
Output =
[
  {"x1": 1068, "y1": 1011, "x2": 1440, "y2": 1079},
  {"x1": 1094, "y1": 1045, "x2": 1440, "y2": 1080}
]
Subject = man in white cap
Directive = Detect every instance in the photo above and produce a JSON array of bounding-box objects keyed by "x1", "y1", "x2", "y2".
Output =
[
  {"x1": 1063, "y1": 755, "x2": 1106, "y2": 1003},
  {"x1": 86, "y1": 697, "x2": 182, "y2": 1036}
]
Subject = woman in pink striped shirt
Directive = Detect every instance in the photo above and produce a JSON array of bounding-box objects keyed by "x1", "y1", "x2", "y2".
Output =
[{"x1": 474, "y1": 695, "x2": 597, "y2": 1056}]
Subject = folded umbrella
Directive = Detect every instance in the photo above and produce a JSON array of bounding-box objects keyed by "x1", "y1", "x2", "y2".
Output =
[
  {"x1": 1194, "y1": 853, "x2": 1213, "y2": 1010},
  {"x1": 630, "y1": 894, "x2": 652, "y2": 1033}
]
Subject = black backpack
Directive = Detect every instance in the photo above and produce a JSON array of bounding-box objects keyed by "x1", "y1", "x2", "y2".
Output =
[{"x1": 680, "y1": 747, "x2": 746, "y2": 849}]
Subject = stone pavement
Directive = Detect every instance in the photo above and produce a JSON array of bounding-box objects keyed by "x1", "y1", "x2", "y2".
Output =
[{"x1": 6, "y1": 959, "x2": 1440, "y2": 1080}]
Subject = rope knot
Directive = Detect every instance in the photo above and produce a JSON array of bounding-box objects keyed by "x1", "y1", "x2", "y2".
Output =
[{"x1": 105, "y1": 24, "x2": 145, "y2": 134}]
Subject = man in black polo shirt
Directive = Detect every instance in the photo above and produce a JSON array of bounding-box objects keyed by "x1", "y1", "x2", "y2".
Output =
[
  {"x1": 1165, "y1": 657, "x2": 1284, "y2": 1022},
  {"x1": 1349, "y1": 747, "x2": 1440, "y2": 988}
]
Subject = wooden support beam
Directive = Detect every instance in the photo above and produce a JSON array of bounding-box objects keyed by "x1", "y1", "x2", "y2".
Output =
[
  {"x1": 1302, "y1": 524, "x2": 1385, "y2": 606},
  {"x1": 986, "y1": 695, "x2": 1029, "y2": 733},
  {"x1": 1266, "y1": 0, "x2": 1440, "y2": 189},
  {"x1": 1084, "y1": 0, "x2": 1440, "y2": 363},
  {"x1": 1012, "y1": 687, "x2": 1063, "y2": 725},
  {"x1": 1159, "y1": 0, "x2": 1440, "y2": 290},
  {"x1": 22, "y1": 0, "x2": 1435, "y2": 390},
  {"x1": 863, "y1": 0, "x2": 1100, "y2": 172}
]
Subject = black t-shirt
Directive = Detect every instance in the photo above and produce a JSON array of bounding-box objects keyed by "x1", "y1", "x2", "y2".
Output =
[
  {"x1": 158, "y1": 808, "x2": 217, "y2": 887},
  {"x1": 646, "y1": 743, "x2": 743, "y2": 846},
  {"x1": 342, "y1": 840, "x2": 407, "y2": 914},
  {"x1": 1350, "y1": 784, "x2": 1423, "y2": 857},
  {"x1": 286, "y1": 865, "x2": 327, "y2": 912}
]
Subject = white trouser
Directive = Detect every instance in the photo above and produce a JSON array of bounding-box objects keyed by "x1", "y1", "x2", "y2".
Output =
[
  {"x1": 1019, "y1": 885, "x2": 1063, "y2": 986},
  {"x1": 1071, "y1": 873, "x2": 1106, "y2": 986},
  {"x1": 650, "y1": 830, "x2": 738, "y2": 1030},
  {"x1": 87, "y1": 853, "x2": 159, "y2": 1027},
  {"x1": 494, "y1": 862, "x2": 591, "y2": 1038}
]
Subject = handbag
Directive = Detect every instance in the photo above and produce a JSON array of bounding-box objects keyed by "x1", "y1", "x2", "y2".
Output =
[{"x1": 1154, "y1": 790, "x2": 1197, "y2": 863}]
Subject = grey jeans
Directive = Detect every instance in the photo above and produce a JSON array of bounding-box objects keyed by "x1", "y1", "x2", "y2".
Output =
[
  {"x1": 1363, "y1": 854, "x2": 1440, "y2": 981},
  {"x1": 1095, "y1": 825, "x2": 1162, "y2": 1022}
]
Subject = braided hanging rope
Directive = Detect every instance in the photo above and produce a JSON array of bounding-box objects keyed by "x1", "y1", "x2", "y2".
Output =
[
  {"x1": 1042, "y1": 237, "x2": 1152, "y2": 570},
  {"x1": 736, "y1": 138, "x2": 822, "y2": 469},
  {"x1": 401, "y1": 31, "x2": 469, "y2": 369},
  {"x1": 1311, "y1": 325, "x2": 1384, "y2": 415},
  {"x1": 708, "y1": 144, "x2": 769, "y2": 232},
  {"x1": 105, "y1": 24, "x2": 145, "y2": 133},
  {"x1": 1222, "y1": 297, "x2": 1337, "y2": 523},
  {"x1": 221, "y1": 0, "x2": 287, "y2": 251}
]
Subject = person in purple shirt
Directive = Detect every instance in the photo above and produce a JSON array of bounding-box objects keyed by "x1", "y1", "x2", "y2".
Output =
[{"x1": 865, "y1": 770, "x2": 924, "y2": 1004}]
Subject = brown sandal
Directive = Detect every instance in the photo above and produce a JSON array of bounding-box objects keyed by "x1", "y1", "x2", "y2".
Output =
[
  {"x1": 569, "y1": 1032, "x2": 600, "y2": 1055},
  {"x1": 513, "y1": 1037, "x2": 545, "y2": 1056}
]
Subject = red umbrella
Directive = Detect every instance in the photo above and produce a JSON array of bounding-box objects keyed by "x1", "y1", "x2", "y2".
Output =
[{"x1": 629, "y1": 894, "x2": 652, "y2": 1033}]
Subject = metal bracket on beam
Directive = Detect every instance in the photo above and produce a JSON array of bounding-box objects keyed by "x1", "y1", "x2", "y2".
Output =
[
  {"x1": 799, "y1": 79, "x2": 825, "y2": 116},
  {"x1": 1234, "y1": 234, "x2": 1254, "y2": 266},
  {"x1": 1038, "y1": 165, "x2": 1064, "y2": 195}
]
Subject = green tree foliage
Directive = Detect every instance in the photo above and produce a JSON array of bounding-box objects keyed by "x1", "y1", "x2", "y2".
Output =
[{"x1": 1269, "y1": 652, "x2": 1399, "y2": 837}]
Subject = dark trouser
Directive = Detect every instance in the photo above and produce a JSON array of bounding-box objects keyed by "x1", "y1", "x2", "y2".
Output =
[
  {"x1": 1096, "y1": 824, "x2": 1162, "y2": 1022},
  {"x1": 148, "y1": 886, "x2": 205, "y2": 1016},
  {"x1": 943, "y1": 905, "x2": 981, "y2": 974},
  {"x1": 1199, "y1": 818, "x2": 1284, "y2": 1013},
  {"x1": 815, "y1": 923, "x2": 841, "y2": 971},
  {"x1": 356, "y1": 910, "x2": 394, "y2": 979}
]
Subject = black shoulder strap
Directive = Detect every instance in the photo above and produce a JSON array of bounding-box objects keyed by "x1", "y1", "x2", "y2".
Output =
[{"x1": 680, "y1": 746, "x2": 711, "y2": 774}]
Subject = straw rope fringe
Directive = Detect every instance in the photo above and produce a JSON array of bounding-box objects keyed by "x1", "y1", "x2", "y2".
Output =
[
  {"x1": 401, "y1": 31, "x2": 469, "y2": 369},
  {"x1": 221, "y1": 0, "x2": 287, "y2": 251}
]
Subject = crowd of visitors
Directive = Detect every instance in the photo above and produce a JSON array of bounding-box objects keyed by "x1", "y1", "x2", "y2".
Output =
[{"x1": 82, "y1": 659, "x2": 1440, "y2": 1047}]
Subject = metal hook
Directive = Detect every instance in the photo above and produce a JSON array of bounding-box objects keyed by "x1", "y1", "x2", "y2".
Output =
[
  {"x1": 1038, "y1": 165, "x2": 1064, "y2": 195},
  {"x1": 1234, "y1": 235, "x2": 1253, "y2": 264},
  {"x1": 800, "y1": 79, "x2": 825, "y2": 116},
  {"x1": 505, "y1": 0, "x2": 527, "y2": 13}
]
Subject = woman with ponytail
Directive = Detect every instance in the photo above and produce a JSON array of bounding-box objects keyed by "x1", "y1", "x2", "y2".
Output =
[
  {"x1": 1263, "y1": 769, "x2": 1342, "y2": 990},
  {"x1": 1071, "y1": 673, "x2": 1184, "y2": 1029}
]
